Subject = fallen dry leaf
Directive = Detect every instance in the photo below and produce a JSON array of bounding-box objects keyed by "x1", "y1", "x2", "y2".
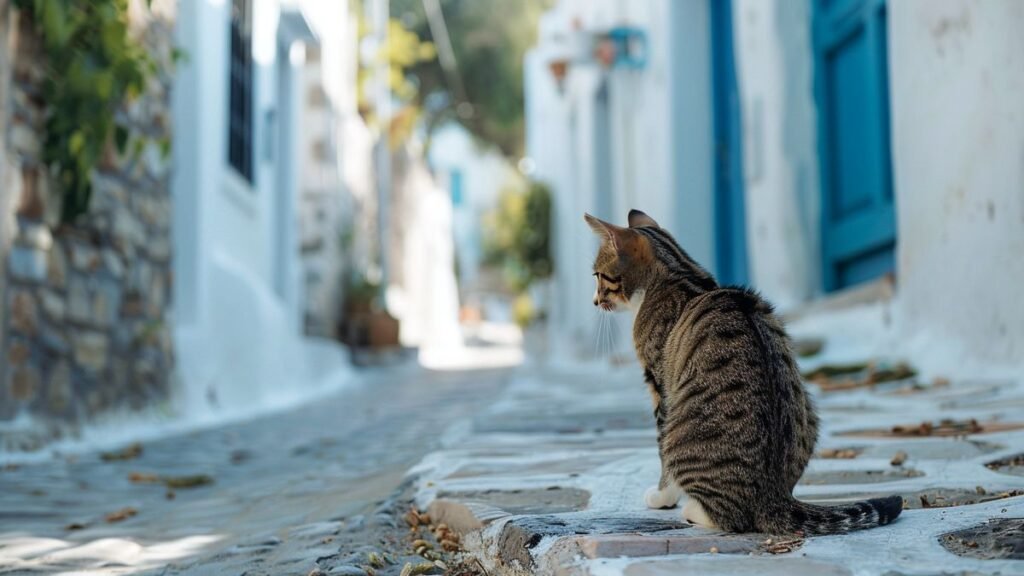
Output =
[
  {"x1": 65, "y1": 522, "x2": 88, "y2": 531},
  {"x1": 763, "y1": 537, "x2": 804, "y2": 554},
  {"x1": 162, "y1": 474, "x2": 214, "y2": 489},
  {"x1": 818, "y1": 448, "x2": 860, "y2": 459},
  {"x1": 890, "y1": 451, "x2": 908, "y2": 466},
  {"x1": 128, "y1": 472, "x2": 160, "y2": 483},
  {"x1": 804, "y1": 362, "x2": 917, "y2": 393},
  {"x1": 100, "y1": 443, "x2": 143, "y2": 462},
  {"x1": 105, "y1": 507, "x2": 138, "y2": 523}
]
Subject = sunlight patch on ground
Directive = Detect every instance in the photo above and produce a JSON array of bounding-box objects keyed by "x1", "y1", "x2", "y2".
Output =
[
  {"x1": 0, "y1": 533, "x2": 222, "y2": 575},
  {"x1": 419, "y1": 344, "x2": 524, "y2": 371},
  {"x1": 419, "y1": 321, "x2": 524, "y2": 371}
]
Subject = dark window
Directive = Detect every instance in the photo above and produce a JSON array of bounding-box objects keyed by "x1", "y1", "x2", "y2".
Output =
[{"x1": 228, "y1": 0, "x2": 254, "y2": 183}]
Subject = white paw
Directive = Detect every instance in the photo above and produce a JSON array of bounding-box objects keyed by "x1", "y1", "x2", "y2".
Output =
[{"x1": 644, "y1": 485, "x2": 681, "y2": 509}]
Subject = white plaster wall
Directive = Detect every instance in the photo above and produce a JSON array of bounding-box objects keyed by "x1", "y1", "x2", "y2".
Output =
[
  {"x1": 172, "y1": 0, "x2": 353, "y2": 418},
  {"x1": 295, "y1": 0, "x2": 354, "y2": 336},
  {"x1": 526, "y1": 0, "x2": 715, "y2": 359},
  {"x1": 524, "y1": 34, "x2": 576, "y2": 356},
  {"x1": 427, "y1": 123, "x2": 517, "y2": 292},
  {"x1": 732, "y1": 0, "x2": 820, "y2": 309},
  {"x1": 666, "y1": 0, "x2": 714, "y2": 271},
  {"x1": 889, "y1": 0, "x2": 1024, "y2": 365}
]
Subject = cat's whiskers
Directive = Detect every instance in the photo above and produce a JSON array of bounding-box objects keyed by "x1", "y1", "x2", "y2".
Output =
[{"x1": 606, "y1": 307, "x2": 614, "y2": 356}]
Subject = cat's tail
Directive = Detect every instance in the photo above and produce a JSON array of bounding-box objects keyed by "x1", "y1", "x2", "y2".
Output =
[{"x1": 777, "y1": 495, "x2": 904, "y2": 535}]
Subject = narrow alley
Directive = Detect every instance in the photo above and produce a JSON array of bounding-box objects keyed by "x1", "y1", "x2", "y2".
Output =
[{"x1": 1, "y1": 364, "x2": 512, "y2": 574}]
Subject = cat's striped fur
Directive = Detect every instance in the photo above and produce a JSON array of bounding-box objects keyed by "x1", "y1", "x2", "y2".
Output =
[{"x1": 586, "y1": 210, "x2": 902, "y2": 535}]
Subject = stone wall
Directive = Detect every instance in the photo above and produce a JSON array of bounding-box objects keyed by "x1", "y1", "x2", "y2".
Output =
[{"x1": 1, "y1": 2, "x2": 176, "y2": 431}]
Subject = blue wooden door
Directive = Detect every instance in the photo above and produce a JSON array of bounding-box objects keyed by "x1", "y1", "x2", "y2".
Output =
[
  {"x1": 813, "y1": 0, "x2": 895, "y2": 291},
  {"x1": 710, "y1": 0, "x2": 748, "y2": 286}
]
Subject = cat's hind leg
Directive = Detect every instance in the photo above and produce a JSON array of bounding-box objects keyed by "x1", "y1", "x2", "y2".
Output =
[{"x1": 681, "y1": 498, "x2": 719, "y2": 529}]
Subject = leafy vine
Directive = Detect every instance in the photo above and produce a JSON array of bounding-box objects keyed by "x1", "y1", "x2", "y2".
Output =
[{"x1": 12, "y1": 0, "x2": 166, "y2": 223}]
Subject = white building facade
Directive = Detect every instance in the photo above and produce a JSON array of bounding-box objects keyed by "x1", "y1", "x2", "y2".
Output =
[
  {"x1": 526, "y1": 0, "x2": 720, "y2": 359},
  {"x1": 529, "y1": 0, "x2": 1024, "y2": 371},
  {"x1": 172, "y1": 0, "x2": 358, "y2": 417},
  {"x1": 427, "y1": 123, "x2": 518, "y2": 299}
]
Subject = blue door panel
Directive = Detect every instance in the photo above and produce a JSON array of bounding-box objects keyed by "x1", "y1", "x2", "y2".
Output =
[
  {"x1": 814, "y1": 0, "x2": 895, "y2": 292},
  {"x1": 837, "y1": 244, "x2": 894, "y2": 288},
  {"x1": 826, "y1": 29, "x2": 875, "y2": 217}
]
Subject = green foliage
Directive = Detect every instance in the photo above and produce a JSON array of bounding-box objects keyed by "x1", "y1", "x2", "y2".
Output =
[
  {"x1": 391, "y1": 0, "x2": 554, "y2": 158},
  {"x1": 353, "y1": 3, "x2": 437, "y2": 147},
  {"x1": 12, "y1": 0, "x2": 166, "y2": 224},
  {"x1": 512, "y1": 293, "x2": 535, "y2": 328},
  {"x1": 483, "y1": 180, "x2": 553, "y2": 293}
]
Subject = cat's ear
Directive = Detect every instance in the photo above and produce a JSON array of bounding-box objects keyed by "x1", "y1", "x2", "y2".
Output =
[
  {"x1": 628, "y1": 209, "x2": 659, "y2": 228},
  {"x1": 584, "y1": 213, "x2": 650, "y2": 261},
  {"x1": 585, "y1": 213, "x2": 624, "y2": 250}
]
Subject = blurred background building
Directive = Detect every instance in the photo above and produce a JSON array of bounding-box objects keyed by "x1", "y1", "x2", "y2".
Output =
[
  {"x1": 528, "y1": 0, "x2": 1024, "y2": 368},
  {"x1": 2, "y1": 0, "x2": 1022, "y2": 448},
  {"x1": 0, "y1": 0, "x2": 534, "y2": 444}
]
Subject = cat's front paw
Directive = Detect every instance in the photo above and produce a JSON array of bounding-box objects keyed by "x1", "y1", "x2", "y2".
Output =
[{"x1": 644, "y1": 485, "x2": 681, "y2": 509}]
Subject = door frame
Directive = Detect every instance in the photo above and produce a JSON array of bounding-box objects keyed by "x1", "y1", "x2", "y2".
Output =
[{"x1": 710, "y1": 0, "x2": 748, "y2": 286}]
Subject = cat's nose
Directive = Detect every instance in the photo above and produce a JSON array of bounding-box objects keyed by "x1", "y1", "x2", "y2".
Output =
[{"x1": 593, "y1": 295, "x2": 600, "y2": 306}]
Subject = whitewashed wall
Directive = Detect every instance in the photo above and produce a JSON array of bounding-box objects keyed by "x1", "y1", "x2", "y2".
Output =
[
  {"x1": 296, "y1": 0, "x2": 358, "y2": 338},
  {"x1": 172, "y1": 0, "x2": 353, "y2": 418},
  {"x1": 428, "y1": 123, "x2": 517, "y2": 293},
  {"x1": 527, "y1": 0, "x2": 715, "y2": 359},
  {"x1": 732, "y1": 0, "x2": 821, "y2": 310},
  {"x1": 733, "y1": 0, "x2": 1024, "y2": 368},
  {"x1": 889, "y1": 0, "x2": 1024, "y2": 366}
]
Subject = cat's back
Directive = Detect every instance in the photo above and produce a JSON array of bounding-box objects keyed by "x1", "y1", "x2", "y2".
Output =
[{"x1": 663, "y1": 286, "x2": 787, "y2": 385}]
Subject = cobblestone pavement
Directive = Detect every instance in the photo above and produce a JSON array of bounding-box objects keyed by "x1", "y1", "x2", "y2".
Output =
[
  {"x1": 412, "y1": 360, "x2": 1024, "y2": 575},
  {"x1": 0, "y1": 364, "x2": 513, "y2": 575}
]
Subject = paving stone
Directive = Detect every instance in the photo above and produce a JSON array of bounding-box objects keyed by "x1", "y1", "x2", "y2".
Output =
[
  {"x1": 497, "y1": 514, "x2": 688, "y2": 570},
  {"x1": 577, "y1": 534, "x2": 759, "y2": 558},
  {"x1": 799, "y1": 468, "x2": 924, "y2": 485},
  {"x1": 939, "y1": 518, "x2": 1024, "y2": 560},
  {"x1": 985, "y1": 453, "x2": 1024, "y2": 477},
  {"x1": 445, "y1": 453, "x2": 611, "y2": 479},
  {"x1": 328, "y1": 565, "x2": 369, "y2": 575},
  {"x1": 809, "y1": 487, "x2": 1024, "y2": 510},
  {"x1": 474, "y1": 409, "x2": 653, "y2": 435},
  {"x1": 621, "y1": 557, "x2": 852, "y2": 576},
  {"x1": 859, "y1": 439, "x2": 1003, "y2": 460},
  {"x1": 435, "y1": 486, "x2": 590, "y2": 515}
]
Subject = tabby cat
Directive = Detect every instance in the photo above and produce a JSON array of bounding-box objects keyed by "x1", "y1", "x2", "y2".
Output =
[{"x1": 585, "y1": 209, "x2": 902, "y2": 535}]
